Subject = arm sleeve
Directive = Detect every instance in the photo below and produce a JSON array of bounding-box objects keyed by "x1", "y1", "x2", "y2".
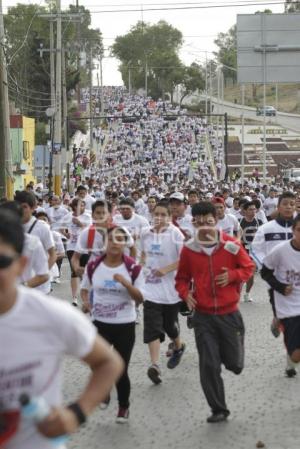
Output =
[
  {"x1": 227, "y1": 244, "x2": 255, "y2": 284},
  {"x1": 32, "y1": 241, "x2": 49, "y2": 275},
  {"x1": 175, "y1": 247, "x2": 192, "y2": 301},
  {"x1": 261, "y1": 264, "x2": 288, "y2": 294},
  {"x1": 250, "y1": 225, "x2": 267, "y2": 268}
]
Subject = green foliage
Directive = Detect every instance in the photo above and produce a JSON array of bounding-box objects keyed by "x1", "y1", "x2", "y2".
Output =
[
  {"x1": 285, "y1": 1, "x2": 300, "y2": 12},
  {"x1": 4, "y1": 3, "x2": 102, "y2": 121},
  {"x1": 35, "y1": 120, "x2": 47, "y2": 145},
  {"x1": 214, "y1": 25, "x2": 237, "y2": 84},
  {"x1": 180, "y1": 63, "x2": 205, "y2": 105},
  {"x1": 112, "y1": 20, "x2": 185, "y2": 98}
]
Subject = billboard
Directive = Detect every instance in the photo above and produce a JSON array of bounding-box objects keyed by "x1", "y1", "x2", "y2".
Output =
[{"x1": 237, "y1": 13, "x2": 300, "y2": 83}]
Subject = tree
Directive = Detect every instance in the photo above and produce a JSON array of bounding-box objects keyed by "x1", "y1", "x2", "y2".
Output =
[
  {"x1": 112, "y1": 20, "x2": 184, "y2": 99},
  {"x1": 285, "y1": 1, "x2": 300, "y2": 12},
  {"x1": 179, "y1": 63, "x2": 205, "y2": 105},
  {"x1": 4, "y1": 2, "x2": 102, "y2": 124},
  {"x1": 214, "y1": 25, "x2": 237, "y2": 86}
]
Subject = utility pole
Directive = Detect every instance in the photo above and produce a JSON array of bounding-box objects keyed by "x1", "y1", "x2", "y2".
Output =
[
  {"x1": 145, "y1": 58, "x2": 148, "y2": 97},
  {"x1": 205, "y1": 52, "x2": 208, "y2": 115},
  {"x1": 0, "y1": 0, "x2": 13, "y2": 199},
  {"x1": 100, "y1": 53, "x2": 104, "y2": 115},
  {"x1": 89, "y1": 47, "x2": 93, "y2": 151},
  {"x1": 62, "y1": 45, "x2": 69, "y2": 190},
  {"x1": 54, "y1": 0, "x2": 62, "y2": 195},
  {"x1": 128, "y1": 66, "x2": 131, "y2": 95}
]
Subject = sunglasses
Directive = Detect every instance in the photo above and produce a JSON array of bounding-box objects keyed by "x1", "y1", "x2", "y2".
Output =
[{"x1": 0, "y1": 254, "x2": 18, "y2": 269}]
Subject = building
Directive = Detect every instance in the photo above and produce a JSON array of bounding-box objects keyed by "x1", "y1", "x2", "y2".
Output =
[{"x1": 10, "y1": 115, "x2": 36, "y2": 191}]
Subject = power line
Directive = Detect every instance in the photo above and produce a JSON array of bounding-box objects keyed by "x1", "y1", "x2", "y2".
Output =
[{"x1": 3, "y1": 1, "x2": 285, "y2": 15}]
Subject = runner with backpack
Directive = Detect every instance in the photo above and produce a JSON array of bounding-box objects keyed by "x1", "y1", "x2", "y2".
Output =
[{"x1": 80, "y1": 226, "x2": 145, "y2": 423}]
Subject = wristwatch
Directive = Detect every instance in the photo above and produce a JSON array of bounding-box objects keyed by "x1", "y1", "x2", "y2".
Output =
[{"x1": 67, "y1": 402, "x2": 87, "y2": 425}]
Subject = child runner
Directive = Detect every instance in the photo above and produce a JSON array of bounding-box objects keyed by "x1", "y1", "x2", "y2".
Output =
[
  {"x1": 140, "y1": 201, "x2": 185, "y2": 384},
  {"x1": 80, "y1": 226, "x2": 145, "y2": 423}
]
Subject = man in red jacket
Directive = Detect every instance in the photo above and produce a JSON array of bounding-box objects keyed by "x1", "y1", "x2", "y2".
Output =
[{"x1": 175, "y1": 201, "x2": 254, "y2": 423}]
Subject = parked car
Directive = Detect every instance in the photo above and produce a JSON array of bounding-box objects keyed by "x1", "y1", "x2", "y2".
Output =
[{"x1": 256, "y1": 106, "x2": 277, "y2": 116}]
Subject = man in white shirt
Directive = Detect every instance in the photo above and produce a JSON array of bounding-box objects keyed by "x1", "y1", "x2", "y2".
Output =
[
  {"x1": 169, "y1": 192, "x2": 194, "y2": 240},
  {"x1": 0, "y1": 208, "x2": 123, "y2": 449},
  {"x1": 15, "y1": 191, "x2": 57, "y2": 294},
  {"x1": 213, "y1": 197, "x2": 241, "y2": 237},
  {"x1": 76, "y1": 185, "x2": 95, "y2": 212},
  {"x1": 47, "y1": 195, "x2": 69, "y2": 231},
  {"x1": 263, "y1": 188, "x2": 278, "y2": 221},
  {"x1": 114, "y1": 197, "x2": 150, "y2": 242}
]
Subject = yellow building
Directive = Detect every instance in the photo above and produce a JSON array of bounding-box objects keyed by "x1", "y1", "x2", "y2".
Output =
[{"x1": 10, "y1": 115, "x2": 36, "y2": 191}]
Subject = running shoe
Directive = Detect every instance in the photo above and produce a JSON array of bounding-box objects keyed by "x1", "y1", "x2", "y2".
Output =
[
  {"x1": 100, "y1": 395, "x2": 111, "y2": 410},
  {"x1": 243, "y1": 293, "x2": 253, "y2": 302},
  {"x1": 285, "y1": 368, "x2": 297, "y2": 378},
  {"x1": 72, "y1": 297, "x2": 78, "y2": 307},
  {"x1": 167, "y1": 343, "x2": 186, "y2": 369},
  {"x1": 207, "y1": 411, "x2": 230, "y2": 423},
  {"x1": 116, "y1": 407, "x2": 129, "y2": 424},
  {"x1": 166, "y1": 342, "x2": 175, "y2": 357},
  {"x1": 147, "y1": 364, "x2": 162, "y2": 384}
]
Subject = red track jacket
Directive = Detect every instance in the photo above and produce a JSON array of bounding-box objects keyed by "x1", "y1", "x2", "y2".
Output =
[{"x1": 175, "y1": 232, "x2": 255, "y2": 315}]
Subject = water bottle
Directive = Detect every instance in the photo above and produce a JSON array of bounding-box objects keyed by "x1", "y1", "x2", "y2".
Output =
[{"x1": 19, "y1": 394, "x2": 68, "y2": 447}]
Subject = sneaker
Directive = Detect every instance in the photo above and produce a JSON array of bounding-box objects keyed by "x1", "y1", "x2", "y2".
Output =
[
  {"x1": 72, "y1": 297, "x2": 78, "y2": 307},
  {"x1": 167, "y1": 343, "x2": 186, "y2": 369},
  {"x1": 147, "y1": 364, "x2": 162, "y2": 385},
  {"x1": 53, "y1": 277, "x2": 61, "y2": 284},
  {"x1": 207, "y1": 411, "x2": 230, "y2": 423},
  {"x1": 243, "y1": 293, "x2": 253, "y2": 303},
  {"x1": 166, "y1": 342, "x2": 175, "y2": 357},
  {"x1": 270, "y1": 318, "x2": 281, "y2": 338},
  {"x1": 116, "y1": 407, "x2": 129, "y2": 424},
  {"x1": 100, "y1": 394, "x2": 111, "y2": 410},
  {"x1": 285, "y1": 368, "x2": 297, "y2": 378}
]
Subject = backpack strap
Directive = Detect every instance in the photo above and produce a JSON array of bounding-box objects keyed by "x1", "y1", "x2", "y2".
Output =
[
  {"x1": 87, "y1": 225, "x2": 96, "y2": 251},
  {"x1": 122, "y1": 254, "x2": 142, "y2": 284},
  {"x1": 87, "y1": 254, "x2": 106, "y2": 283},
  {"x1": 87, "y1": 253, "x2": 142, "y2": 284},
  {"x1": 27, "y1": 219, "x2": 38, "y2": 234}
]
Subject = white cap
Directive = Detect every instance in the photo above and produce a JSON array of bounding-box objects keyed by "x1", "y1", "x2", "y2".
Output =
[{"x1": 169, "y1": 192, "x2": 185, "y2": 201}]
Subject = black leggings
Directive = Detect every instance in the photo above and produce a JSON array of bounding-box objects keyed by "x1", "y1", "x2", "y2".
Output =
[{"x1": 94, "y1": 321, "x2": 135, "y2": 408}]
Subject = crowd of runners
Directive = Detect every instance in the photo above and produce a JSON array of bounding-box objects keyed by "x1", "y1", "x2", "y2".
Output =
[{"x1": 2, "y1": 87, "x2": 300, "y2": 449}]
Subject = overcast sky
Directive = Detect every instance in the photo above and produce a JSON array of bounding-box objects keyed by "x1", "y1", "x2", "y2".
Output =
[{"x1": 4, "y1": 0, "x2": 284, "y2": 85}]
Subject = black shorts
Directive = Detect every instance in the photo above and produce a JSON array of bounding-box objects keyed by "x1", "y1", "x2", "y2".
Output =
[
  {"x1": 143, "y1": 301, "x2": 180, "y2": 344},
  {"x1": 280, "y1": 316, "x2": 300, "y2": 356},
  {"x1": 66, "y1": 251, "x2": 89, "y2": 278}
]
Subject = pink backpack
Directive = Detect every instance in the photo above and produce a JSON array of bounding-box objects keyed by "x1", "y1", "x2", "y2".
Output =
[{"x1": 87, "y1": 254, "x2": 141, "y2": 285}]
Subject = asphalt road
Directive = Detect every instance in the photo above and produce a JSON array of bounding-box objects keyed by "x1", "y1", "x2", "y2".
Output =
[
  {"x1": 186, "y1": 94, "x2": 300, "y2": 133},
  {"x1": 50, "y1": 261, "x2": 300, "y2": 449}
]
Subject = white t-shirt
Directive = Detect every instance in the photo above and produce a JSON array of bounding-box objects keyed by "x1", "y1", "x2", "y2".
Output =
[
  {"x1": 140, "y1": 225, "x2": 184, "y2": 304},
  {"x1": 20, "y1": 234, "x2": 49, "y2": 285},
  {"x1": 82, "y1": 262, "x2": 145, "y2": 324},
  {"x1": 216, "y1": 213, "x2": 240, "y2": 237},
  {"x1": 23, "y1": 218, "x2": 55, "y2": 294},
  {"x1": 61, "y1": 212, "x2": 92, "y2": 251},
  {"x1": 263, "y1": 241, "x2": 300, "y2": 319},
  {"x1": 0, "y1": 287, "x2": 96, "y2": 449},
  {"x1": 263, "y1": 197, "x2": 278, "y2": 217},
  {"x1": 47, "y1": 206, "x2": 69, "y2": 231},
  {"x1": 174, "y1": 214, "x2": 194, "y2": 239},
  {"x1": 75, "y1": 226, "x2": 106, "y2": 258},
  {"x1": 114, "y1": 212, "x2": 150, "y2": 238}
]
